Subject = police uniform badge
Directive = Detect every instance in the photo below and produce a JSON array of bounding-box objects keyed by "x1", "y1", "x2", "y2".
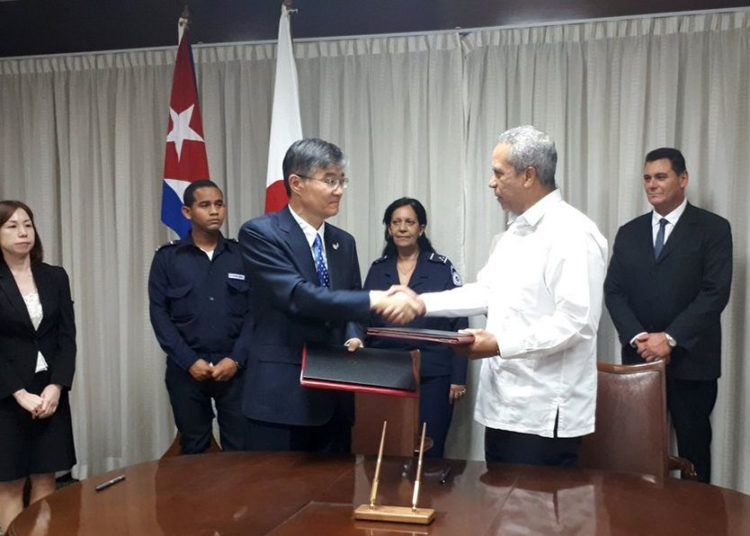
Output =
[{"x1": 450, "y1": 265, "x2": 463, "y2": 286}]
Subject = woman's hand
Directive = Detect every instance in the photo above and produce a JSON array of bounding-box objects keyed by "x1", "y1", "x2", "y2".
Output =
[
  {"x1": 449, "y1": 384, "x2": 467, "y2": 404},
  {"x1": 36, "y1": 384, "x2": 62, "y2": 419},
  {"x1": 13, "y1": 389, "x2": 44, "y2": 417}
]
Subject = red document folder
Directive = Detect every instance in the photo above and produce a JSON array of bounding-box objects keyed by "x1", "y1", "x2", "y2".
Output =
[
  {"x1": 300, "y1": 344, "x2": 419, "y2": 398},
  {"x1": 366, "y1": 327, "x2": 475, "y2": 346}
]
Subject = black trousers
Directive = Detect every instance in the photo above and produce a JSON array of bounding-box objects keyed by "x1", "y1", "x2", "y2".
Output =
[
  {"x1": 246, "y1": 408, "x2": 352, "y2": 454},
  {"x1": 484, "y1": 423, "x2": 582, "y2": 467},
  {"x1": 667, "y1": 377, "x2": 718, "y2": 483},
  {"x1": 165, "y1": 361, "x2": 247, "y2": 454},
  {"x1": 420, "y1": 375, "x2": 455, "y2": 459}
]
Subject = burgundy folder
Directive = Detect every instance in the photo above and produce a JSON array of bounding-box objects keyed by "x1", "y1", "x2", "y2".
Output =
[
  {"x1": 366, "y1": 327, "x2": 475, "y2": 346},
  {"x1": 300, "y1": 344, "x2": 419, "y2": 398}
]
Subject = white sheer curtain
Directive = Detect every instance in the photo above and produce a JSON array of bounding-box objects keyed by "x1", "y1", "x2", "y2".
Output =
[{"x1": 1, "y1": 9, "x2": 748, "y2": 492}]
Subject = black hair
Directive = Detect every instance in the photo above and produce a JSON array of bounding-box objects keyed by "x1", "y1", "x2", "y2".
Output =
[
  {"x1": 381, "y1": 197, "x2": 434, "y2": 257},
  {"x1": 282, "y1": 138, "x2": 345, "y2": 196},
  {"x1": 645, "y1": 147, "x2": 687, "y2": 175},
  {"x1": 0, "y1": 200, "x2": 44, "y2": 265},
  {"x1": 183, "y1": 180, "x2": 222, "y2": 207}
]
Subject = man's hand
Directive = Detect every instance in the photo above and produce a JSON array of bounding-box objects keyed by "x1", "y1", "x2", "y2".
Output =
[
  {"x1": 371, "y1": 288, "x2": 424, "y2": 324},
  {"x1": 345, "y1": 338, "x2": 363, "y2": 352},
  {"x1": 36, "y1": 384, "x2": 62, "y2": 419},
  {"x1": 636, "y1": 332, "x2": 672, "y2": 363},
  {"x1": 211, "y1": 358, "x2": 239, "y2": 382},
  {"x1": 189, "y1": 359, "x2": 214, "y2": 381},
  {"x1": 454, "y1": 328, "x2": 500, "y2": 359},
  {"x1": 13, "y1": 389, "x2": 44, "y2": 418},
  {"x1": 449, "y1": 384, "x2": 467, "y2": 404}
]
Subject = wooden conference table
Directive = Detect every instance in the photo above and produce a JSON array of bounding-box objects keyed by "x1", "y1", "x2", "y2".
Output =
[{"x1": 9, "y1": 451, "x2": 750, "y2": 535}]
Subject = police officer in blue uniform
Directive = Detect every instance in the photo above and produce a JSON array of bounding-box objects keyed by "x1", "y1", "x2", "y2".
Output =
[
  {"x1": 148, "y1": 180, "x2": 252, "y2": 454},
  {"x1": 363, "y1": 197, "x2": 468, "y2": 458}
]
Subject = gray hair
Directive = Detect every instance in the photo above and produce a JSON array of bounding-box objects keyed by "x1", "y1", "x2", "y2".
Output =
[
  {"x1": 497, "y1": 125, "x2": 557, "y2": 190},
  {"x1": 282, "y1": 138, "x2": 346, "y2": 196}
]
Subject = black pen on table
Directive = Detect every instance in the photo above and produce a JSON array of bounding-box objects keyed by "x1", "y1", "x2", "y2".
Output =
[{"x1": 95, "y1": 475, "x2": 126, "y2": 492}]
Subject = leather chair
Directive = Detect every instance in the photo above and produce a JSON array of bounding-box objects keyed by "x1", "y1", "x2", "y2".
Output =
[
  {"x1": 351, "y1": 350, "x2": 425, "y2": 457},
  {"x1": 579, "y1": 360, "x2": 697, "y2": 481}
]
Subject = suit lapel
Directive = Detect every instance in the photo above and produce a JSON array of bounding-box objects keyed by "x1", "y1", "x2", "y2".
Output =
[
  {"x1": 633, "y1": 213, "x2": 657, "y2": 263},
  {"x1": 408, "y1": 253, "x2": 429, "y2": 292},
  {"x1": 278, "y1": 208, "x2": 318, "y2": 284},
  {"x1": 32, "y1": 264, "x2": 53, "y2": 332},
  {"x1": 0, "y1": 262, "x2": 35, "y2": 331},
  {"x1": 656, "y1": 203, "x2": 696, "y2": 264},
  {"x1": 381, "y1": 256, "x2": 397, "y2": 288}
]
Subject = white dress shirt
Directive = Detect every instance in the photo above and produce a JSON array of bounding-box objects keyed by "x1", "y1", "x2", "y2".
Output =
[
  {"x1": 421, "y1": 190, "x2": 608, "y2": 437},
  {"x1": 288, "y1": 206, "x2": 327, "y2": 265},
  {"x1": 651, "y1": 197, "x2": 687, "y2": 245},
  {"x1": 22, "y1": 292, "x2": 49, "y2": 373}
]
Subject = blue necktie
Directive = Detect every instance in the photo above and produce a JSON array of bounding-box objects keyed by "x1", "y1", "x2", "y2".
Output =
[
  {"x1": 654, "y1": 218, "x2": 668, "y2": 259},
  {"x1": 312, "y1": 234, "x2": 330, "y2": 287}
]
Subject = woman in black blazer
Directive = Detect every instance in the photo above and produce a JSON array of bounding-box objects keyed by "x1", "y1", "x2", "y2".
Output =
[{"x1": 0, "y1": 200, "x2": 76, "y2": 532}]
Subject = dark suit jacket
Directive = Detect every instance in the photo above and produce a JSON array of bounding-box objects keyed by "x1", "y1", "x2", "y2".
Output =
[
  {"x1": 363, "y1": 251, "x2": 468, "y2": 383},
  {"x1": 604, "y1": 203, "x2": 732, "y2": 380},
  {"x1": 238, "y1": 207, "x2": 370, "y2": 426},
  {"x1": 0, "y1": 262, "x2": 77, "y2": 400}
]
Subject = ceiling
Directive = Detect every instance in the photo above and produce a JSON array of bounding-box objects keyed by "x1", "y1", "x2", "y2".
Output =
[{"x1": 1, "y1": 0, "x2": 748, "y2": 57}]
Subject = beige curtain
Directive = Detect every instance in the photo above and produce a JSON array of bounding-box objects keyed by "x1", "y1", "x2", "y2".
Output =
[{"x1": 1, "y1": 9, "x2": 748, "y2": 492}]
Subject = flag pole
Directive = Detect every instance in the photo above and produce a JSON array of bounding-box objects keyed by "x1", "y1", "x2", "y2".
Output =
[{"x1": 178, "y1": 6, "x2": 190, "y2": 43}]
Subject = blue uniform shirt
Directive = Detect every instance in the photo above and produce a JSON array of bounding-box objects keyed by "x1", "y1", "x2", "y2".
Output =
[
  {"x1": 148, "y1": 234, "x2": 253, "y2": 371},
  {"x1": 364, "y1": 251, "x2": 468, "y2": 383}
]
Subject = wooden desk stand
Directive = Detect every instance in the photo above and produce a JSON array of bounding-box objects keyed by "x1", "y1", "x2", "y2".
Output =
[{"x1": 354, "y1": 422, "x2": 436, "y2": 525}]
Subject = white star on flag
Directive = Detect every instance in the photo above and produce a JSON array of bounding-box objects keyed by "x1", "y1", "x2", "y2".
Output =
[{"x1": 166, "y1": 104, "x2": 204, "y2": 160}]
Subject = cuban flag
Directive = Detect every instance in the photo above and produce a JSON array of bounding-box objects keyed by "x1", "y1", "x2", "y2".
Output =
[
  {"x1": 265, "y1": 4, "x2": 303, "y2": 214},
  {"x1": 161, "y1": 18, "x2": 209, "y2": 238}
]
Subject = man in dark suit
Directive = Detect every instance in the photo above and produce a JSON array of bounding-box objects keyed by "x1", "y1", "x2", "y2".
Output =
[
  {"x1": 604, "y1": 147, "x2": 732, "y2": 483},
  {"x1": 239, "y1": 138, "x2": 419, "y2": 453}
]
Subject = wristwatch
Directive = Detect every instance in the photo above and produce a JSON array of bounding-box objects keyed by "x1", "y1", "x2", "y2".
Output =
[{"x1": 665, "y1": 333, "x2": 677, "y2": 348}]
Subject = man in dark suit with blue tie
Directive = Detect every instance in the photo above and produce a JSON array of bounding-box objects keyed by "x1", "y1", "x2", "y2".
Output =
[
  {"x1": 239, "y1": 138, "x2": 419, "y2": 452},
  {"x1": 604, "y1": 148, "x2": 732, "y2": 483}
]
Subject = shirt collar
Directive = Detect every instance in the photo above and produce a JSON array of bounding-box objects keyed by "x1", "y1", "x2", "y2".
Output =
[
  {"x1": 288, "y1": 206, "x2": 326, "y2": 248},
  {"x1": 652, "y1": 197, "x2": 687, "y2": 227},
  {"x1": 178, "y1": 232, "x2": 226, "y2": 254},
  {"x1": 510, "y1": 189, "x2": 562, "y2": 229}
]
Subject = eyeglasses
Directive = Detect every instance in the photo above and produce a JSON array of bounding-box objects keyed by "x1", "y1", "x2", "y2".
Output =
[{"x1": 296, "y1": 174, "x2": 349, "y2": 190}]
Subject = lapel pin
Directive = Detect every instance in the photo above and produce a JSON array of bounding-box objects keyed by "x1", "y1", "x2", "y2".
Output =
[{"x1": 332, "y1": 242, "x2": 339, "y2": 250}]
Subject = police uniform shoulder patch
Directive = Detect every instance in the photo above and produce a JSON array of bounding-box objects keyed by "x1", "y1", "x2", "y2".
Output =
[
  {"x1": 450, "y1": 265, "x2": 463, "y2": 287},
  {"x1": 372, "y1": 255, "x2": 389, "y2": 265}
]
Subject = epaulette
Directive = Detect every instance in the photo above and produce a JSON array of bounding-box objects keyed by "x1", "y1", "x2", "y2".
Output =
[
  {"x1": 428, "y1": 252, "x2": 448, "y2": 264},
  {"x1": 429, "y1": 252, "x2": 463, "y2": 286},
  {"x1": 155, "y1": 240, "x2": 179, "y2": 252},
  {"x1": 372, "y1": 255, "x2": 389, "y2": 265}
]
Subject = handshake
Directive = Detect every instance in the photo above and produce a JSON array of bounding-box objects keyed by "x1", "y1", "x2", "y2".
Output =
[{"x1": 370, "y1": 285, "x2": 426, "y2": 324}]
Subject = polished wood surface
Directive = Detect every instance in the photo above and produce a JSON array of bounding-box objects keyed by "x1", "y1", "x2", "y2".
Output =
[{"x1": 9, "y1": 452, "x2": 750, "y2": 535}]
